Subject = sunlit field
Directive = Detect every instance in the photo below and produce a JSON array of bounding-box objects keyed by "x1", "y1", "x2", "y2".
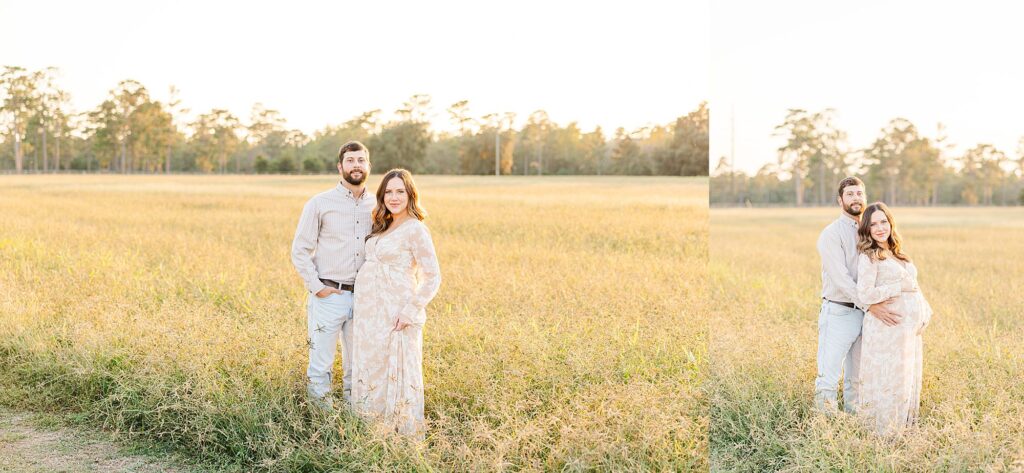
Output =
[
  {"x1": 709, "y1": 207, "x2": 1024, "y2": 471},
  {"x1": 0, "y1": 175, "x2": 707, "y2": 471}
]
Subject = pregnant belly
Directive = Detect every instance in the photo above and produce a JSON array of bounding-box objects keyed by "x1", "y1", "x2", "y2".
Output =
[
  {"x1": 355, "y1": 261, "x2": 417, "y2": 288},
  {"x1": 892, "y1": 293, "x2": 927, "y2": 324}
]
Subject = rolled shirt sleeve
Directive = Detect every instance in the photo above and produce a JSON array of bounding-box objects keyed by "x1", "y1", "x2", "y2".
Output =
[
  {"x1": 291, "y1": 198, "x2": 327, "y2": 295},
  {"x1": 817, "y1": 224, "x2": 864, "y2": 309}
]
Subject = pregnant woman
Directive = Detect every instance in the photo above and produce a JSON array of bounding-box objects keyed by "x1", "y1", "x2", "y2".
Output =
[
  {"x1": 351, "y1": 169, "x2": 441, "y2": 439},
  {"x1": 855, "y1": 202, "x2": 933, "y2": 435}
]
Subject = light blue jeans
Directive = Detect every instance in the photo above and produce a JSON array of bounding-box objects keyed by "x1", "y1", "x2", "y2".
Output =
[
  {"x1": 306, "y1": 291, "x2": 354, "y2": 402},
  {"x1": 814, "y1": 299, "x2": 864, "y2": 413}
]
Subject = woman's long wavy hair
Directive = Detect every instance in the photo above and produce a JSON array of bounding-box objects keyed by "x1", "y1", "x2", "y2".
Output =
[
  {"x1": 368, "y1": 169, "x2": 426, "y2": 239},
  {"x1": 857, "y1": 202, "x2": 910, "y2": 262}
]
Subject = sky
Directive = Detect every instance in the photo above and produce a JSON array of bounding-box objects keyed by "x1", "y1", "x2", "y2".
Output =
[
  {"x1": 1, "y1": 0, "x2": 709, "y2": 137},
  {"x1": 711, "y1": 0, "x2": 1024, "y2": 174}
]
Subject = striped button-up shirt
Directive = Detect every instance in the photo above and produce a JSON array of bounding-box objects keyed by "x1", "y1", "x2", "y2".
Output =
[
  {"x1": 291, "y1": 183, "x2": 375, "y2": 294},
  {"x1": 817, "y1": 214, "x2": 864, "y2": 309}
]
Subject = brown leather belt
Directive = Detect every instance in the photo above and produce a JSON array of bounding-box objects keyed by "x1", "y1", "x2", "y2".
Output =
[
  {"x1": 826, "y1": 299, "x2": 855, "y2": 309},
  {"x1": 320, "y1": 279, "x2": 355, "y2": 292}
]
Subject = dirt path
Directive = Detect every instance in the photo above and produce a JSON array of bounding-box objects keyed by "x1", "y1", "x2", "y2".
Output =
[{"x1": 0, "y1": 408, "x2": 208, "y2": 473}]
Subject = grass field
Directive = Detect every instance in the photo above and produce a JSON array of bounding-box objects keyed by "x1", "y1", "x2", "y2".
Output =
[
  {"x1": 0, "y1": 175, "x2": 707, "y2": 472},
  {"x1": 709, "y1": 207, "x2": 1024, "y2": 471}
]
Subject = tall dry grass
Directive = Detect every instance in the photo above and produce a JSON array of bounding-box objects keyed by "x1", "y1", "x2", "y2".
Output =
[
  {"x1": 0, "y1": 175, "x2": 707, "y2": 471},
  {"x1": 709, "y1": 207, "x2": 1024, "y2": 471}
]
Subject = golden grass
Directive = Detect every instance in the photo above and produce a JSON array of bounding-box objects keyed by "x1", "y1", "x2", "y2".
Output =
[
  {"x1": 709, "y1": 207, "x2": 1024, "y2": 471},
  {"x1": 0, "y1": 174, "x2": 707, "y2": 471}
]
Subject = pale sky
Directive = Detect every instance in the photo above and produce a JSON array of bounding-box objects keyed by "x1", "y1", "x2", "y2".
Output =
[
  {"x1": 711, "y1": 0, "x2": 1024, "y2": 175},
  {"x1": 1, "y1": 0, "x2": 709, "y2": 137}
]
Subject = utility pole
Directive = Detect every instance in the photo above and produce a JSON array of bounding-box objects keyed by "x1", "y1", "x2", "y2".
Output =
[{"x1": 731, "y1": 104, "x2": 737, "y2": 203}]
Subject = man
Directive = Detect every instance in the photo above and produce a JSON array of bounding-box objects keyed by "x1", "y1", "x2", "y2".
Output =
[
  {"x1": 291, "y1": 141, "x2": 374, "y2": 406},
  {"x1": 814, "y1": 176, "x2": 902, "y2": 413}
]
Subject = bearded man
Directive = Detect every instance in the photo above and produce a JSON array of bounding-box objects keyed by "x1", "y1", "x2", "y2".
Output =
[{"x1": 291, "y1": 140, "x2": 374, "y2": 406}]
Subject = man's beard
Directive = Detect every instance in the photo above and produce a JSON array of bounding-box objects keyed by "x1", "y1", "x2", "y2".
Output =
[
  {"x1": 343, "y1": 169, "x2": 366, "y2": 185},
  {"x1": 844, "y1": 201, "x2": 863, "y2": 216}
]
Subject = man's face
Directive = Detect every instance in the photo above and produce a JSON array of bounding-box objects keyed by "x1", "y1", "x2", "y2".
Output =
[
  {"x1": 838, "y1": 184, "x2": 865, "y2": 216},
  {"x1": 338, "y1": 152, "x2": 370, "y2": 186}
]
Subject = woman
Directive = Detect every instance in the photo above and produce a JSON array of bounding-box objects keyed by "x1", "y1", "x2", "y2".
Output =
[
  {"x1": 350, "y1": 169, "x2": 441, "y2": 439},
  {"x1": 855, "y1": 202, "x2": 933, "y2": 435}
]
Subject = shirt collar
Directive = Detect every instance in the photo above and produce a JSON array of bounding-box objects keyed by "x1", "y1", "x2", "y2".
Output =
[
  {"x1": 336, "y1": 183, "x2": 370, "y2": 201},
  {"x1": 839, "y1": 213, "x2": 859, "y2": 227}
]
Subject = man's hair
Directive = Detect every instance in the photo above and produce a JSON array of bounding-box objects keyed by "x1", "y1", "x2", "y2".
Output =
[
  {"x1": 338, "y1": 141, "x2": 369, "y2": 163},
  {"x1": 837, "y1": 176, "x2": 865, "y2": 198}
]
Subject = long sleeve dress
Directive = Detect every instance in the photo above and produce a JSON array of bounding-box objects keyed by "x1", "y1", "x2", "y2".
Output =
[
  {"x1": 855, "y1": 252, "x2": 933, "y2": 435},
  {"x1": 350, "y1": 219, "x2": 441, "y2": 438}
]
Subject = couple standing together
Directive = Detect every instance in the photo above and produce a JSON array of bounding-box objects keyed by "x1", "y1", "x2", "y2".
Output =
[
  {"x1": 814, "y1": 176, "x2": 934, "y2": 435},
  {"x1": 290, "y1": 141, "x2": 441, "y2": 439}
]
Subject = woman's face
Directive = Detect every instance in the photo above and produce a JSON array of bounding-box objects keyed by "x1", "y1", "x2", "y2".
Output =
[
  {"x1": 383, "y1": 177, "x2": 409, "y2": 216},
  {"x1": 869, "y1": 209, "x2": 891, "y2": 243}
]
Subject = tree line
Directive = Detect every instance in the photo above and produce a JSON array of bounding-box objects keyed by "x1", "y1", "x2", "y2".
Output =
[
  {"x1": 712, "y1": 109, "x2": 1024, "y2": 206},
  {"x1": 1, "y1": 66, "x2": 708, "y2": 176}
]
